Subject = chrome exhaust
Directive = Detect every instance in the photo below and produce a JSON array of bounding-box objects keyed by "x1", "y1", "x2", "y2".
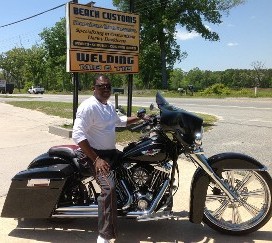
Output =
[{"x1": 51, "y1": 205, "x2": 98, "y2": 218}]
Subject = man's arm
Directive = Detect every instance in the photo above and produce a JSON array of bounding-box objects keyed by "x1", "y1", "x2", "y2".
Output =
[
  {"x1": 78, "y1": 139, "x2": 98, "y2": 162},
  {"x1": 126, "y1": 115, "x2": 149, "y2": 126},
  {"x1": 126, "y1": 116, "x2": 141, "y2": 125}
]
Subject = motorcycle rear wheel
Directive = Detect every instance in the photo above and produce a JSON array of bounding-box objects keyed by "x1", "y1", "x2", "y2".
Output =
[{"x1": 203, "y1": 170, "x2": 272, "y2": 235}]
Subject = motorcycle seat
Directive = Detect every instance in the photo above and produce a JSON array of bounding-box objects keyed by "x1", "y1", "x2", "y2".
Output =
[
  {"x1": 48, "y1": 145, "x2": 78, "y2": 159},
  {"x1": 48, "y1": 145, "x2": 93, "y2": 177}
]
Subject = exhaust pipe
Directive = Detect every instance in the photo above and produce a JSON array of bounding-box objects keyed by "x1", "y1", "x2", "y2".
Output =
[{"x1": 51, "y1": 205, "x2": 98, "y2": 218}]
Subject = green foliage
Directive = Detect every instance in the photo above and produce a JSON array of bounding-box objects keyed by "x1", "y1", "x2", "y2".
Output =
[
  {"x1": 169, "y1": 68, "x2": 186, "y2": 90},
  {"x1": 39, "y1": 18, "x2": 68, "y2": 91},
  {"x1": 39, "y1": 18, "x2": 66, "y2": 65},
  {"x1": 0, "y1": 48, "x2": 27, "y2": 90},
  {"x1": 200, "y1": 83, "x2": 231, "y2": 96},
  {"x1": 24, "y1": 81, "x2": 33, "y2": 92},
  {"x1": 170, "y1": 67, "x2": 272, "y2": 91},
  {"x1": 113, "y1": 0, "x2": 244, "y2": 88}
]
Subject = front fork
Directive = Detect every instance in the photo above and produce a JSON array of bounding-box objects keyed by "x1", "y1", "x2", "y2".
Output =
[{"x1": 190, "y1": 152, "x2": 238, "y2": 201}]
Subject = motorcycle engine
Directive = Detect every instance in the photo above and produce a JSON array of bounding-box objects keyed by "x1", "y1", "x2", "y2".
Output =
[
  {"x1": 132, "y1": 167, "x2": 150, "y2": 186},
  {"x1": 132, "y1": 167, "x2": 153, "y2": 211},
  {"x1": 120, "y1": 162, "x2": 171, "y2": 211}
]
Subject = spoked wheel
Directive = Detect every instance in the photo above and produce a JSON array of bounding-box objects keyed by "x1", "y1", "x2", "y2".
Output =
[{"x1": 203, "y1": 170, "x2": 272, "y2": 235}]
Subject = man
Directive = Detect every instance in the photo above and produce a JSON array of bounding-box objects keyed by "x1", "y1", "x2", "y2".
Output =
[{"x1": 72, "y1": 74, "x2": 146, "y2": 243}]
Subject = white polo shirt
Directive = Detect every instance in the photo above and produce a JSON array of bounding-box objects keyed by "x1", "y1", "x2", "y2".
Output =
[{"x1": 72, "y1": 96, "x2": 127, "y2": 150}]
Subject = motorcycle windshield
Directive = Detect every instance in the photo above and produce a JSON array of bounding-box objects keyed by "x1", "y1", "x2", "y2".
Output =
[
  {"x1": 156, "y1": 92, "x2": 169, "y2": 108},
  {"x1": 156, "y1": 92, "x2": 203, "y2": 144}
]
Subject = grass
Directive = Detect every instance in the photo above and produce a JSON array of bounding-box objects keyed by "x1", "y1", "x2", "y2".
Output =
[
  {"x1": 6, "y1": 101, "x2": 73, "y2": 118},
  {"x1": 6, "y1": 100, "x2": 217, "y2": 143}
]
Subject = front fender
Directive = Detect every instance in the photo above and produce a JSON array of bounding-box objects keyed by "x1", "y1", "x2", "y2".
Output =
[
  {"x1": 189, "y1": 152, "x2": 266, "y2": 224},
  {"x1": 208, "y1": 152, "x2": 266, "y2": 172}
]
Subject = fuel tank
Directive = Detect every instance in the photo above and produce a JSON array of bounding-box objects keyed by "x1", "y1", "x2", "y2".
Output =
[{"x1": 122, "y1": 133, "x2": 170, "y2": 163}]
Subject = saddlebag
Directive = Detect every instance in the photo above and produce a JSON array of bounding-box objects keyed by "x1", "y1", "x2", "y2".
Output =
[{"x1": 1, "y1": 164, "x2": 74, "y2": 218}]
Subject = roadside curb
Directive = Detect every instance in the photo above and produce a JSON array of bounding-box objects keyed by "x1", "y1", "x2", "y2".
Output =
[{"x1": 49, "y1": 125, "x2": 72, "y2": 138}]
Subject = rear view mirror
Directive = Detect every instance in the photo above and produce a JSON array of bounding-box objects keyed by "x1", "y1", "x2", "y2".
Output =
[{"x1": 137, "y1": 108, "x2": 146, "y2": 118}]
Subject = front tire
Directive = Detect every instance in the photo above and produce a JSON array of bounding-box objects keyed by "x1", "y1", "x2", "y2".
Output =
[{"x1": 203, "y1": 170, "x2": 272, "y2": 235}]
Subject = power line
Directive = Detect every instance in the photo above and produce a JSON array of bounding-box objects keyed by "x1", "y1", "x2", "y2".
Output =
[{"x1": 0, "y1": 4, "x2": 65, "y2": 29}]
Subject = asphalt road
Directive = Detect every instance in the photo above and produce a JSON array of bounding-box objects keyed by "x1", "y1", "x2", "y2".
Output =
[{"x1": 1, "y1": 94, "x2": 272, "y2": 170}]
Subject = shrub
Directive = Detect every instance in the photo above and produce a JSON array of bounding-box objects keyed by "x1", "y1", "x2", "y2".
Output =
[{"x1": 201, "y1": 83, "x2": 231, "y2": 96}]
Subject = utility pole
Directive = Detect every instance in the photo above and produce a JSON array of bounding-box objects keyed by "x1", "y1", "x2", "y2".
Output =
[
  {"x1": 127, "y1": 0, "x2": 134, "y2": 117},
  {"x1": 72, "y1": 0, "x2": 79, "y2": 124}
]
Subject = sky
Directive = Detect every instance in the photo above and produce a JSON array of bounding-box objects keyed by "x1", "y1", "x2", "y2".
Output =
[{"x1": 0, "y1": 0, "x2": 271, "y2": 71}]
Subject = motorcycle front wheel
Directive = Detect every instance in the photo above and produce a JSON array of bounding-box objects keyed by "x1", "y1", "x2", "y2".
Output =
[{"x1": 203, "y1": 170, "x2": 272, "y2": 235}]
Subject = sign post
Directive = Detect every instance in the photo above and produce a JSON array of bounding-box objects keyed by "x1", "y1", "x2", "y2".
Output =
[
  {"x1": 127, "y1": 0, "x2": 135, "y2": 117},
  {"x1": 71, "y1": 0, "x2": 79, "y2": 123}
]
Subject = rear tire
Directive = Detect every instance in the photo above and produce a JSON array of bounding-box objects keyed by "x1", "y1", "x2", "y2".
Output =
[{"x1": 203, "y1": 170, "x2": 272, "y2": 235}]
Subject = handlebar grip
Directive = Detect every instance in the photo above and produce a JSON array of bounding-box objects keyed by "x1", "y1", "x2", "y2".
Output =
[{"x1": 130, "y1": 121, "x2": 148, "y2": 131}]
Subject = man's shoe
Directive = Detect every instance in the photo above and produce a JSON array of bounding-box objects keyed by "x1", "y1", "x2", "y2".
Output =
[{"x1": 97, "y1": 235, "x2": 113, "y2": 243}]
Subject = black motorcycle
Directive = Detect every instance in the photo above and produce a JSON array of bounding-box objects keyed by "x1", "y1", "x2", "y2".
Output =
[{"x1": 2, "y1": 92, "x2": 272, "y2": 235}]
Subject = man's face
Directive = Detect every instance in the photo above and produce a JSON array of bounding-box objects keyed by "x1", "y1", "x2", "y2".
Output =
[{"x1": 94, "y1": 76, "x2": 112, "y2": 101}]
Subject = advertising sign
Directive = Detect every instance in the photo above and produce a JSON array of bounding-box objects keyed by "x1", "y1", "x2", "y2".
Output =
[
  {"x1": 66, "y1": 2, "x2": 139, "y2": 73},
  {"x1": 69, "y1": 50, "x2": 139, "y2": 73}
]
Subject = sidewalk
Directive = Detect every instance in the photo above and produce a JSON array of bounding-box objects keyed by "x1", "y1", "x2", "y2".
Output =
[{"x1": 0, "y1": 102, "x2": 271, "y2": 242}]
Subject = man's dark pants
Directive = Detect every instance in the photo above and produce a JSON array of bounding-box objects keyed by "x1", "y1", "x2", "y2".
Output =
[{"x1": 76, "y1": 148, "x2": 119, "y2": 240}]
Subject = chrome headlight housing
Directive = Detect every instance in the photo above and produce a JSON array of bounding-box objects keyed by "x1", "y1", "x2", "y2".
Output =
[{"x1": 194, "y1": 126, "x2": 204, "y2": 146}]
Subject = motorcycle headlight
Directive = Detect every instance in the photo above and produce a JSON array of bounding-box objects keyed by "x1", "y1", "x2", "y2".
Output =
[{"x1": 194, "y1": 126, "x2": 203, "y2": 145}]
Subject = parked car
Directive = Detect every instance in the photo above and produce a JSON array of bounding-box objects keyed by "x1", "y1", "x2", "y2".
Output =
[{"x1": 28, "y1": 86, "x2": 45, "y2": 94}]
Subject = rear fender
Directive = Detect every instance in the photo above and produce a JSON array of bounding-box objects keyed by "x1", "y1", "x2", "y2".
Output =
[
  {"x1": 189, "y1": 152, "x2": 266, "y2": 224},
  {"x1": 28, "y1": 152, "x2": 69, "y2": 169}
]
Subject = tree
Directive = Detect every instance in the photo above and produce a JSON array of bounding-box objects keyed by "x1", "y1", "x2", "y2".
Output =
[
  {"x1": 251, "y1": 61, "x2": 266, "y2": 87},
  {"x1": 185, "y1": 67, "x2": 204, "y2": 90},
  {"x1": 169, "y1": 68, "x2": 185, "y2": 90},
  {"x1": 0, "y1": 46, "x2": 49, "y2": 92},
  {"x1": 39, "y1": 18, "x2": 66, "y2": 66},
  {"x1": 0, "y1": 48, "x2": 27, "y2": 91},
  {"x1": 113, "y1": 0, "x2": 245, "y2": 89},
  {"x1": 250, "y1": 61, "x2": 266, "y2": 96},
  {"x1": 24, "y1": 46, "x2": 47, "y2": 88},
  {"x1": 39, "y1": 18, "x2": 70, "y2": 91}
]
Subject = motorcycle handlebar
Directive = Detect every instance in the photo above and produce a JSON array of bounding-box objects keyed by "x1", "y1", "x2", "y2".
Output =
[
  {"x1": 130, "y1": 115, "x2": 158, "y2": 132},
  {"x1": 130, "y1": 121, "x2": 149, "y2": 131}
]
